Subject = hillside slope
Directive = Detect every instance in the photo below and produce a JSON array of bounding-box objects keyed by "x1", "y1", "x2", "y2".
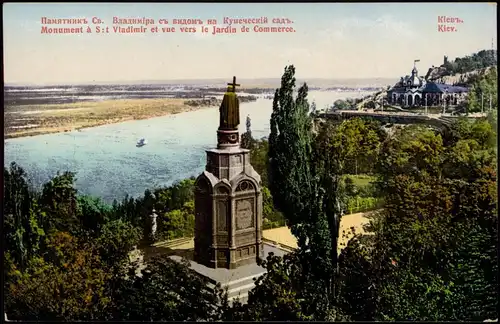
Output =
[
  {"x1": 425, "y1": 66, "x2": 494, "y2": 86},
  {"x1": 425, "y1": 49, "x2": 497, "y2": 85}
]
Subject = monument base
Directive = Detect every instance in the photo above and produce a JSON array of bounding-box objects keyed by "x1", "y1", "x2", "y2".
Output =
[
  {"x1": 194, "y1": 242, "x2": 265, "y2": 270},
  {"x1": 168, "y1": 243, "x2": 288, "y2": 303}
]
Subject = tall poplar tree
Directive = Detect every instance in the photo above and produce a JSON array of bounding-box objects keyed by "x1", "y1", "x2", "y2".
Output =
[
  {"x1": 268, "y1": 65, "x2": 345, "y2": 315},
  {"x1": 268, "y1": 65, "x2": 316, "y2": 244}
]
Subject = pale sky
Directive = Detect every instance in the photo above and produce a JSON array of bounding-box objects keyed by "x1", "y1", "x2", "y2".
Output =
[{"x1": 3, "y1": 2, "x2": 497, "y2": 85}]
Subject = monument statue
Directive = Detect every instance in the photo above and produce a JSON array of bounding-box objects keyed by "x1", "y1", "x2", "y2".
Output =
[
  {"x1": 194, "y1": 75, "x2": 264, "y2": 270},
  {"x1": 219, "y1": 76, "x2": 241, "y2": 130},
  {"x1": 150, "y1": 208, "x2": 158, "y2": 239},
  {"x1": 148, "y1": 208, "x2": 158, "y2": 243},
  {"x1": 246, "y1": 114, "x2": 251, "y2": 133}
]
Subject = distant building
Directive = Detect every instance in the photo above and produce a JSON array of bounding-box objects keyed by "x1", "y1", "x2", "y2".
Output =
[{"x1": 387, "y1": 61, "x2": 469, "y2": 107}]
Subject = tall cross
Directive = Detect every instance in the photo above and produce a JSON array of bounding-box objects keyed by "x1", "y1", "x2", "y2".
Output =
[{"x1": 227, "y1": 76, "x2": 240, "y2": 93}]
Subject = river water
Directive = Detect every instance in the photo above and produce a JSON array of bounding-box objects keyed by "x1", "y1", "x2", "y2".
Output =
[{"x1": 4, "y1": 90, "x2": 368, "y2": 202}]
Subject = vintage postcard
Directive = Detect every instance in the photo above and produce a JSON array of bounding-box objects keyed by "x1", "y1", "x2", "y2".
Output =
[{"x1": 3, "y1": 3, "x2": 498, "y2": 322}]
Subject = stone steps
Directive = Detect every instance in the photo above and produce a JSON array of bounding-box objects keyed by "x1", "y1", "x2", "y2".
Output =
[
  {"x1": 207, "y1": 271, "x2": 265, "y2": 304},
  {"x1": 226, "y1": 274, "x2": 262, "y2": 302}
]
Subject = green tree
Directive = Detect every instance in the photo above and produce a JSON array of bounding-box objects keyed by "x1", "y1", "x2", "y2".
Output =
[
  {"x1": 4, "y1": 163, "x2": 46, "y2": 270},
  {"x1": 467, "y1": 67, "x2": 498, "y2": 113},
  {"x1": 39, "y1": 171, "x2": 79, "y2": 234},
  {"x1": 157, "y1": 208, "x2": 195, "y2": 240},
  {"x1": 310, "y1": 100, "x2": 317, "y2": 115},
  {"x1": 371, "y1": 179, "x2": 497, "y2": 321},
  {"x1": 261, "y1": 186, "x2": 285, "y2": 229},
  {"x1": 325, "y1": 118, "x2": 384, "y2": 174},
  {"x1": 5, "y1": 232, "x2": 113, "y2": 321},
  {"x1": 4, "y1": 165, "x2": 222, "y2": 322},
  {"x1": 240, "y1": 115, "x2": 270, "y2": 186},
  {"x1": 268, "y1": 65, "x2": 316, "y2": 234},
  {"x1": 337, "y1": 120, "x2": 498, "y2": 321},
  {"x1": 470, "y1": 118, "x2": 496, "y2": 149},
  {"x1": 243, "y1": 253, "x2": 312, "y2": 321},
  {"x1": 268, "y1": 65, "x2": 346, "y2": 317},
  {"x1": 77, "y1": 195, "x2": 112, "y2": 233},
  {"x1": 250, "y1": 139, "x2": 270, "y2": 186},
  {"x1": 376, "y1": 125, "x2": 444, "y2": 183},
  {"x1": 110, "y1": 195, "x2": 141, "y2": 227},
  {"x1": 487, "y1": 110, "x2": 497, "y2": 138},
  {"x1": 152, "y1": 178, "x2": 195, "y2": 212},
  {"x1": 312, "y1": 119, "x2": 348, "y2": 306},
  {"x1": 109, "y1": 257, "x2": 221, "y2": 321},
  {"x1": 333, "y1": 99, "x2": 354, "y2": 110},
  {"x1": 94, "y1": 219, "x2": 141, "y2": 270}
]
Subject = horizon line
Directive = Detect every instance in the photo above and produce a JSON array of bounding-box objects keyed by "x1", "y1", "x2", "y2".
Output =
[{"x1": 4, "y1": 76, "x2": 399, "y2": 87}]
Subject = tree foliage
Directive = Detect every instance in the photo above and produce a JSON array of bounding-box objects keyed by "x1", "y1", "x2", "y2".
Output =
[
  {"x1": 3, "y1": 166, "x2": 218, "y2": 321},
  {"x1": 40, "y1": 171, "x2": 79, "y2": 234},
  {"x1": 467, "y1": 67, "x2": 498, "y2": 113},
  {"x1": 332, "y1": 98, "x2": 357, "y2": 110},
  {"x1": 325, "y1": 118, "x2": 386, "y2": 174},
  {"x1": 5, "y1": 232, "x2": 113, "y2": 321},
  {"x1": 442, "y1": 49, "x2": 497, "y2": 75},
  {"x1": 109, "y1": 257, "x2": 220, "y2": 321},
  {"x1": 336, "y1": 118, "x2": 498, "y2": 321},
  {"x1": 268, "y1": 65, "x2": 347, "y2": 317},
  {"x1": 4, "y1": 163, "x2": 45, "y2": 270},
  {"x1": 269, "y1": 65, "x2": 316, "y2": 230}
]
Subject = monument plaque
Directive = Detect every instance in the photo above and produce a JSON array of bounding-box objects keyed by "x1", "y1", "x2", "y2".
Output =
[{"x1": 236, "y1": 199, "x2": 253, "y2": 230}]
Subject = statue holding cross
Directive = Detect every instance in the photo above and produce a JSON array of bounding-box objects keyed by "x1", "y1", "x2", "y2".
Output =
[{"x1": 219, "y1": 76, "x2": 241, "y2": 130}]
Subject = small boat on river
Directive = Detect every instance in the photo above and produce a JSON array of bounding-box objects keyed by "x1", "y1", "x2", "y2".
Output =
[{"x1": 136, "y1": 138, "x2": 147, "y2": 147}]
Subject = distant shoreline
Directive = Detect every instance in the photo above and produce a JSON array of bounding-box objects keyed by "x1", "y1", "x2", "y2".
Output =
[
  {"x1": 4, "y1": 98, "x2": 216, "y2": 140},
  {"x1": 4, "y1": 78, "x2": 396, "y2": 88}
]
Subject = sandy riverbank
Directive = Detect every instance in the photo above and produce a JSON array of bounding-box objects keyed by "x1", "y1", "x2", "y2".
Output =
[{"x1": 4, "y1": 98, "x2": 209, "y2": 139}]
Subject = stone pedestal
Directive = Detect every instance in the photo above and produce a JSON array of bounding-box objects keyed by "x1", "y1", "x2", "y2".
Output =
[
  {"x1": 217, "y1": 128, "x2": 239, "y2": 149},
  {"x1": 171, "y1": 243, "x2": 286, "y2": 303},
  {"x1": 194, "y1": 140, "x2": 263, "y2": 269}
]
